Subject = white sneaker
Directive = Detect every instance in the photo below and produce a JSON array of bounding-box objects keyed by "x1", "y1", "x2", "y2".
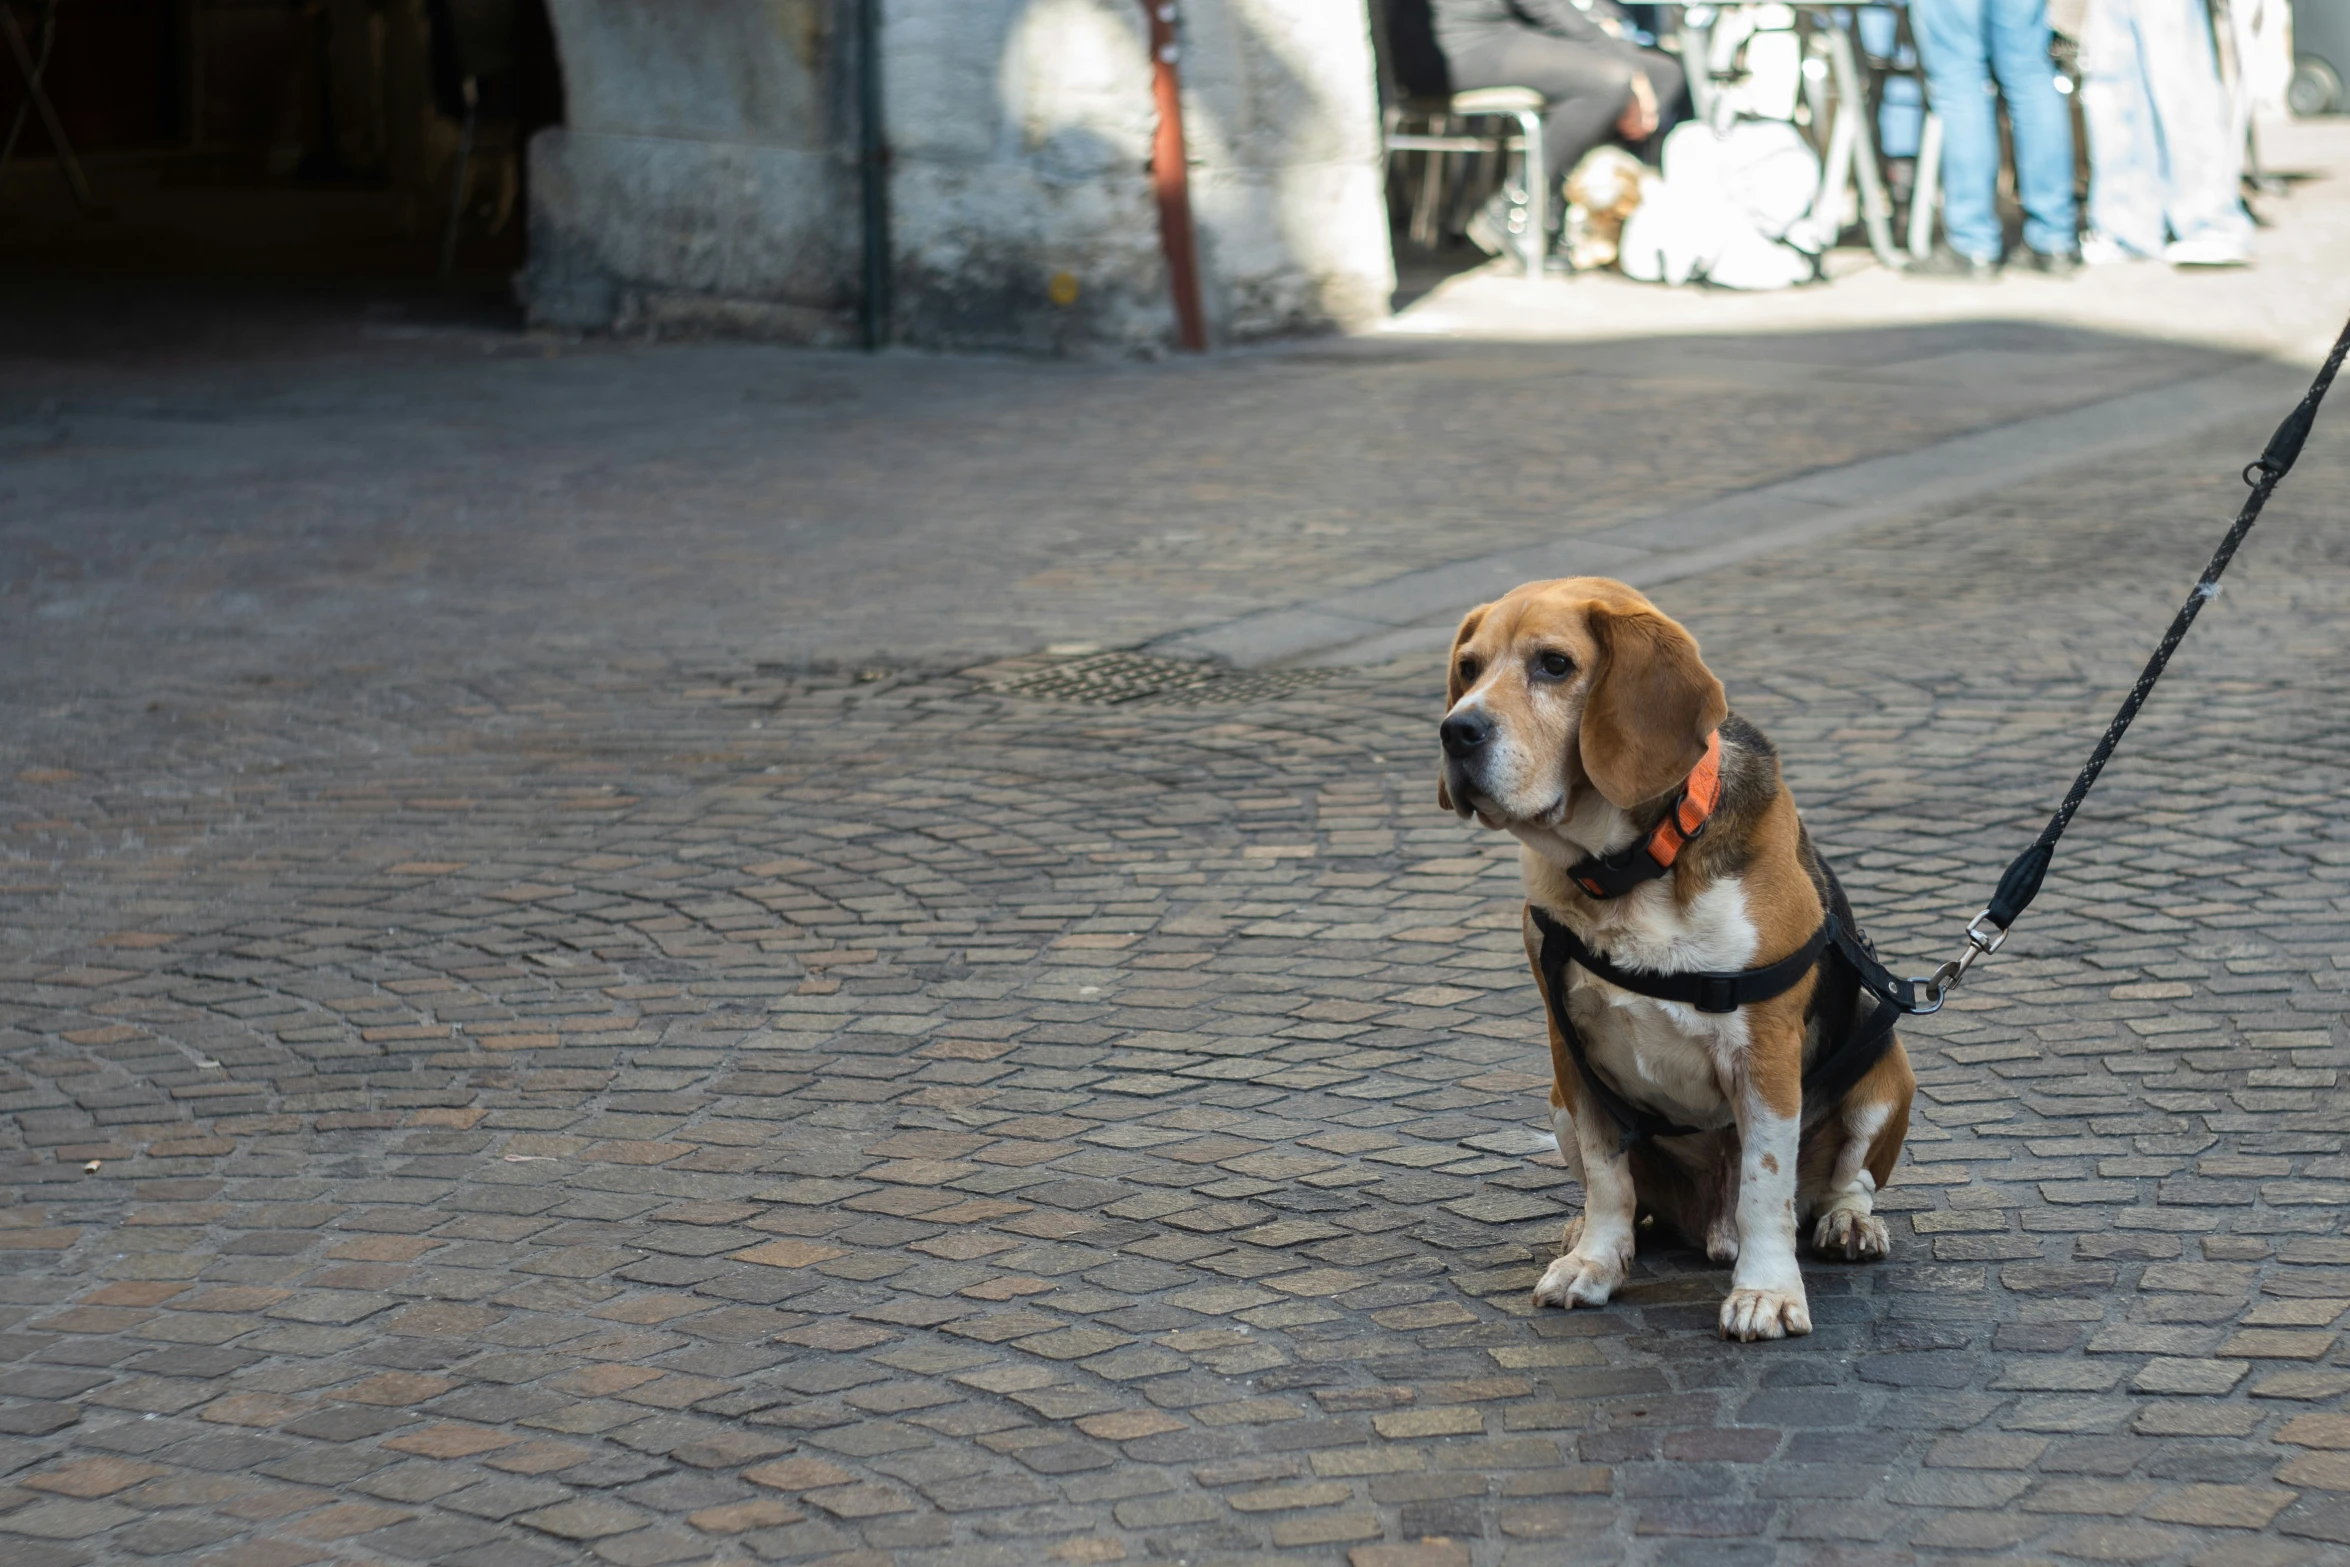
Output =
[
  {"x1": 2080, "y1": 231, "x2": 2136, "y2": 266},
  {"x1": 2163, "y1": 234, "x2": 2251, "y2": 267}
]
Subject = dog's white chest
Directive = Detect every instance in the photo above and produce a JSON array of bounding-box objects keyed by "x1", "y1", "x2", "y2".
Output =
[{"x1": 1542, "y1": 868, "x2": 1760, "y2": 1130}]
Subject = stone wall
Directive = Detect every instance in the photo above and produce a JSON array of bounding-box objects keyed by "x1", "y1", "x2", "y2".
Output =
[
  {"x1": 1178, "y1": 0, "x2": 1397, "y2": 342},
  {"x1": 527, "y1": 0, "x2": 860, "y2": 343},
  {"x1": 524, "y1": 0, "x2": 1392, "y2": 353}
]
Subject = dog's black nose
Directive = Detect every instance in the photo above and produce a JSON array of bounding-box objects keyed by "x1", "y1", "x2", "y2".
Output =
[{"x1": 1440, "y1": 710, "x2": 1493, "y2": 758}]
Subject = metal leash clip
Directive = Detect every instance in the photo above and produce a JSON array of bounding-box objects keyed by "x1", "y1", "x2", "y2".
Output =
[{"x1": 1909, "y1": 909, "x2": 2007, "y2": 1014}]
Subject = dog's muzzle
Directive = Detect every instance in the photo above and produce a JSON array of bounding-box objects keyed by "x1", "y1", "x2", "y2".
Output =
[{"x1": 1439, "y1": 710, "x2": 1492, "y2": 819}]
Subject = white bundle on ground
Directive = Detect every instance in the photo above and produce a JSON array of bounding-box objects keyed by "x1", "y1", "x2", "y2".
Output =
[{"x1": 1617, "y1": 119, "x2": 1823, "y2": 290}]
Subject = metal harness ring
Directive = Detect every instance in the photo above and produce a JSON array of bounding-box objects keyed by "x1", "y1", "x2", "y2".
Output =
[{"x1": 1909, "y1": 909, "x2": 2009, "y2": 1013}]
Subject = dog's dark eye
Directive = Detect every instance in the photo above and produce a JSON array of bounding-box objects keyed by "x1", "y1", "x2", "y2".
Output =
[
  {"x1": 1456, "y1": 658, "x2": 1480, "y2": 685},
  {"x1": 1537, "y1": 651, "x2": 1574, "y2": 679}
]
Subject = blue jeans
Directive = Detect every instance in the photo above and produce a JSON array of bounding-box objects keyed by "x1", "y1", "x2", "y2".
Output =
[
  {"x1": 1913, "y1": 0, "x2": 2078, "y2": 259},
  {"x1": 2079, "y1": 0, "x2": 2250, "y2": 253}
]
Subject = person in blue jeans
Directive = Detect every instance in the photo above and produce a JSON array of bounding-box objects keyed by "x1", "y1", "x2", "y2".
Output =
[
  {"x1": 2078, "y1": 0, "x2": 2253, "y2": 266},
  {"x1": 1910, "y1": 0, "x2": 2081, "y2": 275}
]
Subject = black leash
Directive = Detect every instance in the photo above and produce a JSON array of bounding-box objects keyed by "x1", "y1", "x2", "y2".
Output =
[{"x1": 1908, "y1": 317, "x2": 2350, "y2": 1011}]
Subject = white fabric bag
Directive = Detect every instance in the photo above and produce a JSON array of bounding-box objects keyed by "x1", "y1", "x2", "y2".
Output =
[{"x1": 1617, "y1": 119, "x2": 1821, "y2": 291}]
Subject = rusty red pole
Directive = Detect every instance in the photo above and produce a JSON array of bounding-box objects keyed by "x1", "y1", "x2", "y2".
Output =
[{"x1": 1142, "y1": 0, "x2": 1208, "y2": 352}]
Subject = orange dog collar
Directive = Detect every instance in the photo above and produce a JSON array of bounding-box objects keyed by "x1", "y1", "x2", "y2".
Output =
[{"x1": 1569, "y1": 730, "x2": 1722, "y2": 899}]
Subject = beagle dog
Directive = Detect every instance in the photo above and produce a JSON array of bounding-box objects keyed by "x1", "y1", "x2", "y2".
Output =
[{"x1": 1437, "y1": 578, "x2": 1913, "y2": 1342}]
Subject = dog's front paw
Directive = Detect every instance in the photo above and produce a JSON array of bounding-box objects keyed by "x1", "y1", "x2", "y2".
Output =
[
  {"x1": 1532, "y1": 1246, "x2": 1627, "y2": 1309},
  {"x1": 1718, "y1": 1285, "x2": 1811, "y2": 1341},
  {"x1": 1812, "y1": 1207, "x2": 1889, "y2": 1262}
]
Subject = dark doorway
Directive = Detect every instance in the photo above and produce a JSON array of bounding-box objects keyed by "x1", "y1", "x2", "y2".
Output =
[{"x1": 1, "y1": 0, "x2": 562, "y2": 338}]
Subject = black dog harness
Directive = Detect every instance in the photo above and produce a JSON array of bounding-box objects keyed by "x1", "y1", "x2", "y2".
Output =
[{"x1": 1532, "y1": 736, "x2": 1920, "y2": 1149}]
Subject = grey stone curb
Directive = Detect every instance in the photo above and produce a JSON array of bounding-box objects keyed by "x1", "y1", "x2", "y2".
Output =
[{"x1": 1149, "y1": 360, "x2": 2304, "y2": 668}]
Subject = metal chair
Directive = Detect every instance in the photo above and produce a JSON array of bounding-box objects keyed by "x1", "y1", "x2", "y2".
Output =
[
  {"x1": 1372, "y1": 0, "x2": 1553, "y2": 278},
  {"x1": 1, "y1": 0, "x2": 97, "y2": 211},
  {"x1": 1386, "y1": 88, "x2": 1551, "y2": 278}
]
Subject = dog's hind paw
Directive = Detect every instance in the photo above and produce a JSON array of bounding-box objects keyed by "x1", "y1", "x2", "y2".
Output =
[
  {"x1": 1705, "y1": 1213, "x2": 1740, "y2": 1266},
  {"x1": 1812, "y1": 1207, "x2": 1889, "y2": 1262}
]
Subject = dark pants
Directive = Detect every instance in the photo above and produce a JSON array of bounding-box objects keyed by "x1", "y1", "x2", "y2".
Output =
[{"x1": 1437, "y1": 25, "x2": 1688, "y2": 174}]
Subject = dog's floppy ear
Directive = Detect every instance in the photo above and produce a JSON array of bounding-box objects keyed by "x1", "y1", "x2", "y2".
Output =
[
  {"x1": 1437, "y1": 603, "x2": 1491, "y2": 814},
  {"x1": 1579, "y1": 599, "x2": 1728, "y2": 809}
]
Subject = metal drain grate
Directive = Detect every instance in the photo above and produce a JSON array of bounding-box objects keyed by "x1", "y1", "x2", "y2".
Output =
[{"x1": 985, "y1": 651, "x2": 1334, "y2": 707}]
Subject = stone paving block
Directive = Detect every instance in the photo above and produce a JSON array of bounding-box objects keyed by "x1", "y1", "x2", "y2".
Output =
[
  {"x1": 2274, "y1": 1494, "x2": 2350, "y2": 1545},
  {"x1": 2145, "y1": 1482, "x2": 2298, "y2": 1529},
  {"x1": 1352, "y1": 1543, "x2": 1473, "y2": 1567}
]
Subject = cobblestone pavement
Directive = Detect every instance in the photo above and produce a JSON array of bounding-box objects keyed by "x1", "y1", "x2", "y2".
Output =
[
  {"x1": 3, "y1": 316, "x2": 2350, "y2": 1567},
  {"x1": 0, "y1": 310, "x2": 2237, "y2": 684}
]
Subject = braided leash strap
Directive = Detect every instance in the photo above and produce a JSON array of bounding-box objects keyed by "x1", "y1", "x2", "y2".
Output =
[{"x1": 1915, "y1": 316, "x2": 2350, "y2": 1009}]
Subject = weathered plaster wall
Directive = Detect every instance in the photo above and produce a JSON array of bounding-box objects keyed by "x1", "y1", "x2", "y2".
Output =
[
  {"x1": 525, "y1": 0, "x2": 1392, "y2": 353},
  {"x1": 527, "y1": 0, "x2": 858, "y2": 342},
  {"x1": 1181, "y1": 0, "x2": 1396, "y2": 340},
  {"x1": 883, "y1": 0, "x2": 1168, "y2": 353},
  {"x1": 887, "y1": 0, "x2": 1393, "y2": 353}
]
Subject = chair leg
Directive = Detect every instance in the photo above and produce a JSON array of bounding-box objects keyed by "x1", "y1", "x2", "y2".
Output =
[
  {"x1": 1680, "y1": 16, "x2": 1716, "y2": 123},
  {"x1": 1808, "y1": 71, "x2": 1859, "y2": 254},
  {"x1": 1825, "y1": 21, "x2": 1901, "y2": 267},
  {"x1": 441, "y1": 77, "x2": 479, "y2": 280},
  {"x1": 1909, "y1": 112, "x2": 1943, "y2": 258},
  {"x1": 1, "y1": 3, "x2": 96, "y2": 210},
  {"x1": 1415, "y1": 132, "x2": 1445, "y2": 248},
  {"x1": 1402, "y1": 147, "x2": 1424, "y2": 249},
  {"x1": 1516, "y1": 109, "x2": 1546, "y2": 278},
  {"x1": 1405, "y1": 118, "x2": 1446, "y2": 250},
  {"x1": 1465, "y1": 142, "x2": 1495, "y2": 237}
]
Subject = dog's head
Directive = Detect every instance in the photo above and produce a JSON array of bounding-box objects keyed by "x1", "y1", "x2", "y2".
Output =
[
  {"x1": 1437, "y1": 578, "x2": 1727, "y2": 840},
  {"x1": 1564, "y1": 145, "x2": 1647, "y2": 222}
]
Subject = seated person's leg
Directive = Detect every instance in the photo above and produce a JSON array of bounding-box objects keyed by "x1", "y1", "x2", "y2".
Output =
[
  {"x1": 1440, "y1": 28, "x2": 1643, "y2": 174},
  {"x1": 1635, "y1": 46, "x2": 1688, "y2": 147}
]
